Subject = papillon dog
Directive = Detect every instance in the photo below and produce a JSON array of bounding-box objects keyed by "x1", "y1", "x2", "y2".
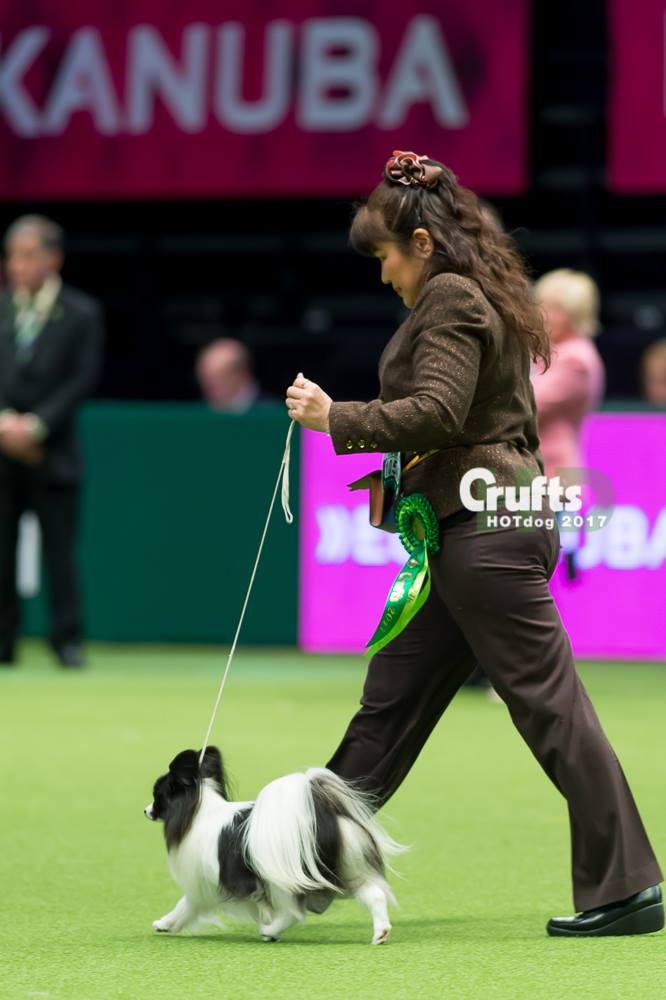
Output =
[{"x1": 145, "y1": 746, "x2": 405, "y2": 944}]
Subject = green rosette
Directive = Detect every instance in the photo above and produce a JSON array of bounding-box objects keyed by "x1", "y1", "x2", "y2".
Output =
[{"x1": 365, "y1": 494, "x2": 440, "y2": 656}]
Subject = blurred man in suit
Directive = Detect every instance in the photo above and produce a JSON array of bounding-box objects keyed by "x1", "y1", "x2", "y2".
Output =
[
  {"x1": 0, "y1": 215, "x2": 104, "y2": 667},
  {"x1": 196, "y1": 338, "x2": 264, "y2": 412}
]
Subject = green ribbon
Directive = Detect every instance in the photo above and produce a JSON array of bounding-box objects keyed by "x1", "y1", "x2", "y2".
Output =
[{"x1": 365, "y1": 494, "x2": 440, "y2": 656}]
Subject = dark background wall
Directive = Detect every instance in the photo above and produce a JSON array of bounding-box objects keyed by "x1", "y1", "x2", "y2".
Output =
[{"x1": 1, "y1": 0, "x2": 663, "y2": 404}]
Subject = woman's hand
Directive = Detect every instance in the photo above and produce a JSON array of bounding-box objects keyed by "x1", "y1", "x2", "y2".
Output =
[{"x1": 285, "y1": 372, "x2": 332, "y2": 433}]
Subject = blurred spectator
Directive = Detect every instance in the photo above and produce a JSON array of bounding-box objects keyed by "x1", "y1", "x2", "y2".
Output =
[
  {"x1": 532, "y1": 269, "x2": 605, "y2": 580},
  {"x1": 196, "y1": 338, "x2": 266, "y2": 413},
  {"x1": 532, "y1": 269, "x2": 605, "y2": 482},
  {"x1": 0, "y1": 215, "x2": 104, "y2": 668},
  {"x1": 639, "y1": 338, "x2": 666, "y2": 406}
]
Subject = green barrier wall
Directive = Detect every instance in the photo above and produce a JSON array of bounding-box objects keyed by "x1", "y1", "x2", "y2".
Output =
[
  {"x1": 22, "y1": 404, "x2": 300, "y2": 644},
  {"x1": 21, "y1": 400, "x2": 660, "y2": 646}
]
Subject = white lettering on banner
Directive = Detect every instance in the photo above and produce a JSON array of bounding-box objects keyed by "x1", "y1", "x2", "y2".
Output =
[
  {"x1": 43, "y1": 29, "x2": 121, "y2": 135},
  {"x1": 576, "y1": 506, "x2": 666, "y2": 570},
  {"x1": 314, "y1": 503, "x2": 666, "y2": 571},
  {"x1": 298, "y1": 18, "x2": 378, "y2": 130},
  {"x1": 351, "y1": 506, "x2": 394, "y2": 565},
  {"x1": 216, "y1": 22, "x2": 292, "y2": 132},
  {"x1": 0, "y1": 17, "x2": 468, "y2": 137},
  {"x1": 315, "y1": 505, "x2": 405, "y2": 566},
  {"x1": 646, "y1": 507, "x2": 666, "y2": 568},
  {"x1": 379, "y1": 15, "x2": 468, "y2": 128},
  {"x1": 0, "y1": 28, "x2": 50, "y2": 136},
  {"x1": 127, "y1": 24, "x2": 208, "y2": 134},
  {"x1": 315, "y1": 505, "x2": 349, "y2": 564}
]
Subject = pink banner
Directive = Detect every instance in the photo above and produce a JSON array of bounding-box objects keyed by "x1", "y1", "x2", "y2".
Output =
[
  {"x1": 548, "y1": 415, "x2": 666, "y2": 659},
  {"x1": 609, "y1": 0, "x2": 666, "y2": 191},
  {"x1": 0, "y1": 1, "x2": 529, "y2": 199},
  {"x1": 299, "y1": 416, "x2": 666, "y2": 660}
]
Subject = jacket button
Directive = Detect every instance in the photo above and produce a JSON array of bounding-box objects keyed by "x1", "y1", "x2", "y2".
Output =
[
  {"x1": 370, "y1": 441, "x2": 378, "y2": 449},
  {"x1": 358, "y1": 439, "x2": 366, "y2": 449},
  {"x1": 346, "y1": 439, "x2": 353, "y2": 450}
]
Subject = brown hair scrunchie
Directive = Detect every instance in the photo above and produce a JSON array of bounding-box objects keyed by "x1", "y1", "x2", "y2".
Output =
[{"x1": 384, "y1": 150, "x2": 442, "y2": 189}]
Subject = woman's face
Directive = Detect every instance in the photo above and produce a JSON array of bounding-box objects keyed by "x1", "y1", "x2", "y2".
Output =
[
  {"x1": 537, "y1": 292, "x2": 576, "y2": 344},
  {"x1": 373, "y1": 239, "x2": 428, "y2": 309}
]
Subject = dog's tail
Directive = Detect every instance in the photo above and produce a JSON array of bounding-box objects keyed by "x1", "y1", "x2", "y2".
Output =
[
  {"x1": 306, "y1": 768, "x2": 407, "y2": 869},
  {"x1": 243, "y1": 768, "x2": 406, "y2": 895}
]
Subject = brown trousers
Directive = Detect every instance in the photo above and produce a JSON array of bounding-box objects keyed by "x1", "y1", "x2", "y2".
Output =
[{"x1": 326, "y1": 511, "x2": 662, "y2": 911}]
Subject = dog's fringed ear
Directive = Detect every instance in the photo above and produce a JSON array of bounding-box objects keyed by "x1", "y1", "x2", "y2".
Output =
[
  {"x1": 168, "y1": 749, "x2": 200, "y2": 787},
  {"x1": 199, "y1": 746, "x2": 223, "y2": 783}
]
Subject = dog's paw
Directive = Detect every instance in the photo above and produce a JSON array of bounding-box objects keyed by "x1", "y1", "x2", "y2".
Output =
[
  {"x1": 371, "y1": 924, "x2": 391, "y2": 945},
  {"x1": 153, "y1": 916, "x2": 175, "y2": 933},
  {"x1": 260, "y1": 923, "x2": 282, "y2": 942}
]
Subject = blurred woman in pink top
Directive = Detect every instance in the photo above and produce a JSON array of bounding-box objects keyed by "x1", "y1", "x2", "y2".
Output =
[
  {"x1": 532, "y1": 269, "x2": 605, "y2": 485},
  {"x1": 532, "y1": 269, "x2": 605, "y2": 579}
]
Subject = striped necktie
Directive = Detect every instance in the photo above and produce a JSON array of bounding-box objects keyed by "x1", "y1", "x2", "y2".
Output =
[{"x1": 14, "y1": 298, "x2": 44, "y2": 356}]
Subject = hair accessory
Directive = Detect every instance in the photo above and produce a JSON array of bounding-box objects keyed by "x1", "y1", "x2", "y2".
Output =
[{"x1": 384, "y1": 150, "x2": 442, "y2": 189}]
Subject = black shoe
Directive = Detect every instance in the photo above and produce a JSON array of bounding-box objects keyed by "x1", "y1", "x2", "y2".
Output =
[
  {"x1": 547, "y1": 885, "x2": 664, "y2": 937},
  {"x1": 54, "y1": 643, "x2": 86, "y2": 668}
]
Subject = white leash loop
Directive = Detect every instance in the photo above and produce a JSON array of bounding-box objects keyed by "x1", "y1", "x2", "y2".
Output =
[
  {"x1": 281, "y1": 422, "x2": 295, "y2": 525},
  {"x1": 199, "y1": 420, "x2": 295, "y2": 764}
]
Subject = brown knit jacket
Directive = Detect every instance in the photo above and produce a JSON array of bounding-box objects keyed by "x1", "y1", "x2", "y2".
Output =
[{"x1": 328, "y1": 271, "x2": 545, "y2": 520}]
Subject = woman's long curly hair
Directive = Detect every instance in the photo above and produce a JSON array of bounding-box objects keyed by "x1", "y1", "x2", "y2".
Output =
[{"x1": 350, "y1": 154, "x2": 550, "y2": 369}]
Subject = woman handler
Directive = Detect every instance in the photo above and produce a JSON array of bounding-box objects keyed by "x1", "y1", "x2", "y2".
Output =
[{"x1": 285, "y1": 151, "x2": 662, "y2": 937}]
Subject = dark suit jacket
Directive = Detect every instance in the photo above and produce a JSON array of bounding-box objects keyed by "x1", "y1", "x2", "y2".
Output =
[
  {"x1": 0, "y1": 283, "x2": 104, "y2": 484},
  {"x1": 328, "y1": 272, "x2": 545, "y2": 519}
]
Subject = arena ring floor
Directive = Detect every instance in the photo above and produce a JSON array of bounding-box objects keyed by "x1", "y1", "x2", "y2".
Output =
[{"x1": 2, "y1": 643, "x2": 664, "y2": 1000}]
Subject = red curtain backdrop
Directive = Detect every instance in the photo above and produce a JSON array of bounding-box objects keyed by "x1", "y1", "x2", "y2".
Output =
[
  {"x1": 0, "y1": 1, "x2": 530, "y2": 199},
  {"x1": 609, "y1": 0, "x2": 666, "y2": 192}
]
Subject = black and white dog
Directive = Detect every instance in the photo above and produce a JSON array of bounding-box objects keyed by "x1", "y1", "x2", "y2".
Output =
[{"x1": 145, "y1": 747, "x2": 405, "y2": 944}]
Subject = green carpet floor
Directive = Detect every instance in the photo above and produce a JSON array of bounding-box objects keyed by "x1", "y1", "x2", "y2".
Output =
[{"x1": 1, "y1": 643, "x2": 664, "y2": 1000}]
